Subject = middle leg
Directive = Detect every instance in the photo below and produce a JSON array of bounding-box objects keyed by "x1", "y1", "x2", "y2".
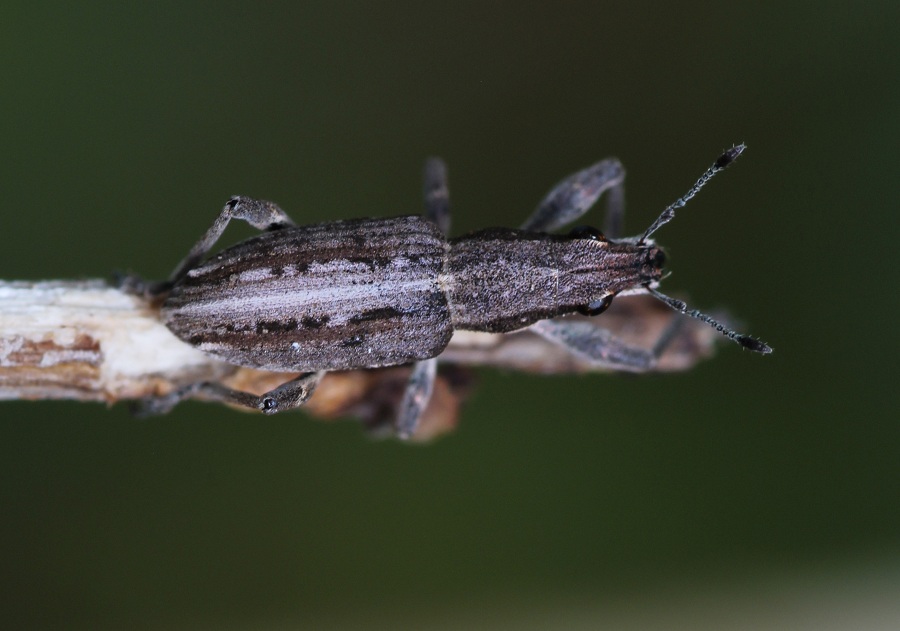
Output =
[
  {"x1": 393, "y1": 157, "x2": 452, "y2": 439},
  {"x1": 423, "y1": 157, "x2": 451, "y2": 234}
]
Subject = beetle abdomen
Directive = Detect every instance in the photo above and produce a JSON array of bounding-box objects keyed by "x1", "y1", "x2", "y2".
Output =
[{"x1": 162, "y1": 216, "x2": 453, "y2": 371}]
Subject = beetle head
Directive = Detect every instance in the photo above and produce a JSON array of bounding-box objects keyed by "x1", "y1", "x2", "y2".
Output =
[{"x1": 570, "y1": 145, "x2": 772, "y2": 354}]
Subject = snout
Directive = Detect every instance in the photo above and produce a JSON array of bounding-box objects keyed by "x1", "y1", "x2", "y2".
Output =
[{"x1": 643, "y1": 246, "x2": 667, "y2": 282}]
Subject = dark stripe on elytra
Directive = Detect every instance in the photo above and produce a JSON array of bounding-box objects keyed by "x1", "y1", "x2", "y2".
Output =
[
  {"x1": 191, "y1": 312, "x2": 453, "y2": 370},
  {"x1": 186, "y1": 306, "x2": 442, "y2": 345},
  {"x1": 255, "y1": 319, "x2": 299, "y2": 334},
  {"x1": 192, "y1": 314, "x2": 449, "y2": 363},
  {"x1": 173, "y1": 250, "x2": 442, "y2": 294},
  {"x1": 175, "y1": 228, "x2": 444, "y2": 290},
  {"x1": 178, "y1": 253, "x2": 401, "y2": 289},
  {"x1": 301, "y1": 315, "x2": 330, "y2": 329},
  {"x1": 348, "y1": 306, "x2": 404, "y2": 324}
]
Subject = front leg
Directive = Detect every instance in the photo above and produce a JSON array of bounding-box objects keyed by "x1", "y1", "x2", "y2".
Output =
[
  {"x1": 528, "y1": 315, "x2": 684, "y2": 373},
  {"x1": 520, "y1": 158, "x2": 625, "y2": 236}
]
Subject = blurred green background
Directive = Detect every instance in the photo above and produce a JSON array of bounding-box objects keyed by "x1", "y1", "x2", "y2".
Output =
[{"x1": 1, "y1": 2, "x2": 897, "y2": 629}]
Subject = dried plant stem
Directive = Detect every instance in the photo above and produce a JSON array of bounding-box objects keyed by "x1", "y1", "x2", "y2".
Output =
[
  {"x1": 0, "y1": 280, "x2": 234, "y2": 403},
  {"x1": 0, "y1": 280, "x2": 717, "y2": 440}
]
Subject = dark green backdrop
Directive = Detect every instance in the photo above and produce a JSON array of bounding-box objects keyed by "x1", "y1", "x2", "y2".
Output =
[{"x1": 1, "y1": 2, "x2": 897, "y2": 629}]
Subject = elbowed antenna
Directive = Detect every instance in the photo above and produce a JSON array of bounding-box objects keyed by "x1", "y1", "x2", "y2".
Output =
[
  {"x1": 634, "y1": 145, "x2": 770, "y2": 354},
  {"x1": 639, "y1": 144, "x2": 745, "y2": 244},
  {"x1": 647, "y1": 286, "x2": 772, "y2": 354}
]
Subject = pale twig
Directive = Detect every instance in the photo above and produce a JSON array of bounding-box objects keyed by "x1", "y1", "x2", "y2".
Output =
[{"x1": 0, "y1": 280, "x2": 719, "y2": 440}]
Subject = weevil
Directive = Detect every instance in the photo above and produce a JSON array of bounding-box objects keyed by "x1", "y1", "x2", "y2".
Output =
[{"x1": 139, "y1": 145, "x2": 770, "y2": 438}]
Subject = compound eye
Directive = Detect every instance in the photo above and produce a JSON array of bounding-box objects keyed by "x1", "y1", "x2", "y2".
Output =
[
  {"x1": 577, "y1": 293, "x2": 614, "y2": 316},
  {"x1": 653, "y1": 248, "x2": 667, "y2": 267},
  {"x1": 568, "y1": 225, "x2": 606, "y2": 241}
]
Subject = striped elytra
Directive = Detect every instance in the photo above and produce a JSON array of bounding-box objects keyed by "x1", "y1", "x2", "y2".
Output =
[{"x1": 162, "y1": 215, "x2": 663, "y2": 372}]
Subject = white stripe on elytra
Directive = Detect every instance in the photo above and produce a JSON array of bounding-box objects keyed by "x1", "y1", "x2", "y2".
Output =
[{"x1": 174, "y1": 275, "x2": 438, "y2": 326}]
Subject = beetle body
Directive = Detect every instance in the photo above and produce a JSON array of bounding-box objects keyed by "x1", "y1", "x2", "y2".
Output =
[
  {"x1": 162, "y1": 215, "x2": 664, "y2": 372},
  {"x1": 145, "y1": 148, "x2": 768, "y2": 436}
]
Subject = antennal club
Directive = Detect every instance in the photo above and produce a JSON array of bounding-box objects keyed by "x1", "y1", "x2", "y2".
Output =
[
  {"x1": 639, "y1": 144, "x2": 745, "y2": 244},
  {"x1": 647, "y1": 286, "x2": 772, "y2": 354}
]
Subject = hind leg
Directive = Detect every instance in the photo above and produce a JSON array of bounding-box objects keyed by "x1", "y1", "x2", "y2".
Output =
[{"x1": 136, "y1": 371, "x2": 324, "y2": 416}]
